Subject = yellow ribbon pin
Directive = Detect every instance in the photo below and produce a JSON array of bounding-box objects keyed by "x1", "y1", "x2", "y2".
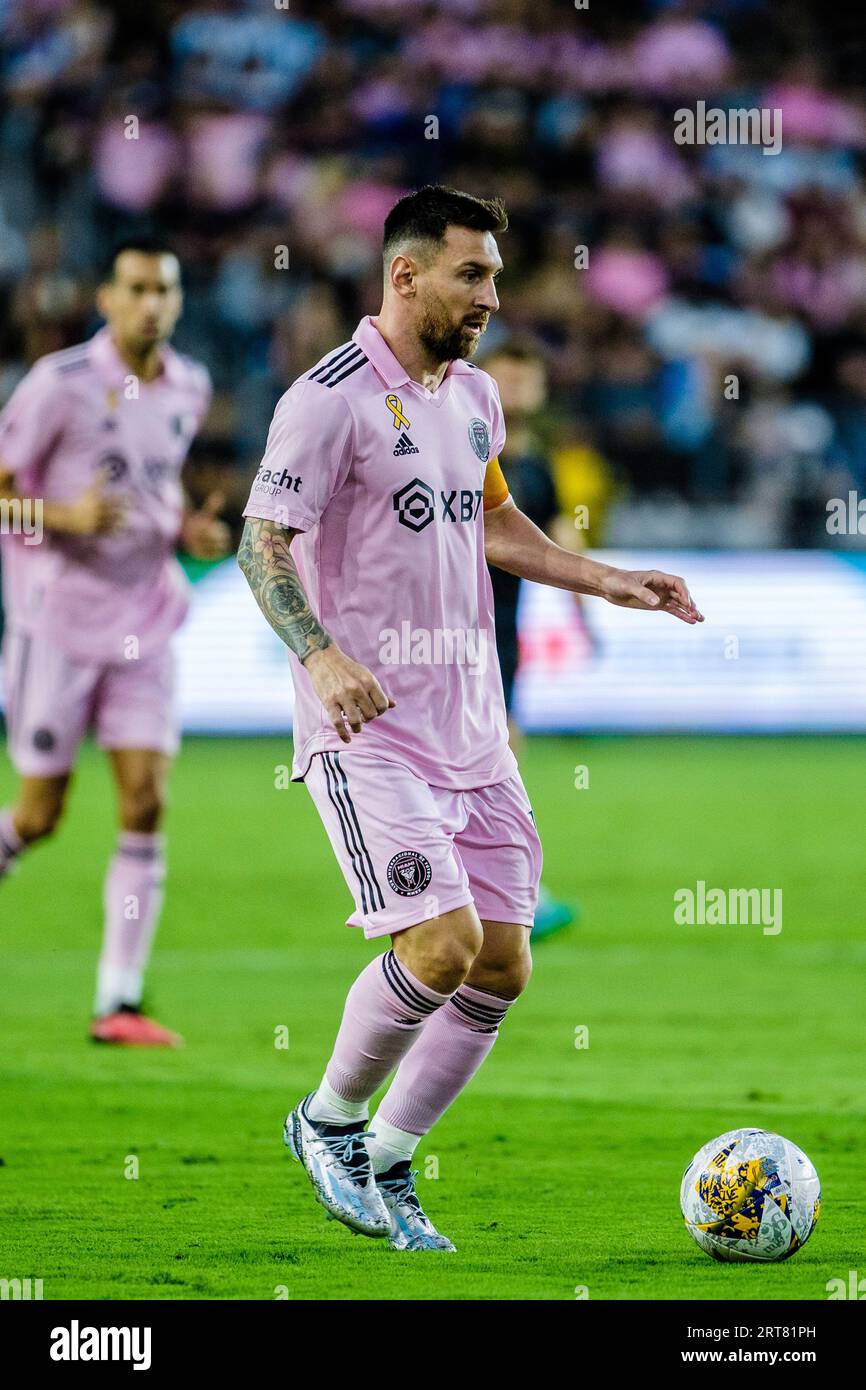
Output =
[{"x1": 385, "y1": 393, "x2": 410, "y2": 430}]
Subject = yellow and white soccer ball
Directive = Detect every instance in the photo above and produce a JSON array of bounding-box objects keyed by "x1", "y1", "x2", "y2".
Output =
[{"x1": 680, "y1": 1127, "x2": 821, "y2": 1262}]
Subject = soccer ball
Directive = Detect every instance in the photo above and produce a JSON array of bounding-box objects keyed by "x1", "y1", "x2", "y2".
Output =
[{"x1": 680, "y1": 1128, "x2": 821, "y2": 1262}]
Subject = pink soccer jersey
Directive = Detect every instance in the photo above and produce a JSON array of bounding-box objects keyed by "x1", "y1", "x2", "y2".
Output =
[
  {"x1": 0, "y1": 327, "x2": 211, "y2": 664},
  {"x1": 242, "y1": 314, "x2": 519, "y2": 791}
]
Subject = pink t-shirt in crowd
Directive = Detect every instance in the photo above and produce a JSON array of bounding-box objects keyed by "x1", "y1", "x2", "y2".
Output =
[{"x1": 0, "y1": 327, "x2": 211, "y2": 663}]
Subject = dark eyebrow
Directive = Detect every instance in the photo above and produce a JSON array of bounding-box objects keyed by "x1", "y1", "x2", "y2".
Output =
[{"x1": 458, "y1": 261, "x2": 504, "y2": 276}]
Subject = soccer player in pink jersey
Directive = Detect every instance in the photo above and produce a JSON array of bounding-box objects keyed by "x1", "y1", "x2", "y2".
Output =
[
  {"x1": 239, "y1": 186, "x2": 704, "y2": 1249},
  {"x1": 0, "y1": 238, "x2": 229, "y2": 1046}
]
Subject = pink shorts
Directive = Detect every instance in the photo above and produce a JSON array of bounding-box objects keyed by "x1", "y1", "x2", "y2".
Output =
[
  {"x1": 3, "y1": 625, "x2": 179, "y2": 776},
  {"x1": 304, "y1": 749, "x2": 543, "y2": 938}
]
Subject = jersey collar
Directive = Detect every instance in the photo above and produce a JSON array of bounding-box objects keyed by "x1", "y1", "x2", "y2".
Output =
[
  {"x1": 352, "y1": 315, "x2": 478, "y2": 390},
  {"x1": 89, "y1": 325, "x2": 183, "y2": 389}
]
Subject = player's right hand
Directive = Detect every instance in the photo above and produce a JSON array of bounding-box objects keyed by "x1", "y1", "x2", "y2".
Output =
[
  {"x1": 303, "y1": 645, "x2": 395, "y2": 743},
  {"x1": 66, "y1": 467, "x2": 127, "y2": 535}
]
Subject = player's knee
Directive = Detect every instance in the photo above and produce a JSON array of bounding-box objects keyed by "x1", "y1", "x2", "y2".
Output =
[
  {"x1": 397, "y1": 912, "x2": 483, "y2": 993},
  {"x1": 407, "y1": 941, "x2": 476, "y2": 994},
  {"x1": 15, "y1": 798, "x2": 65, "y2": 843},
  {"x1": 438, "y1": 912, "x2": 485, "y2": 981},
  {"x1": 425, "y1": 939, "x2": 478, "y2": 992},
  {"x1": 501, "y1": 951, "x2": 532, "y2": 998},
  {"x1": 120, "y1": 782, "x2": 165, "y2": 833},
  {"x1": 472, "y1": 941, "x2": 533, "y2": 998}
]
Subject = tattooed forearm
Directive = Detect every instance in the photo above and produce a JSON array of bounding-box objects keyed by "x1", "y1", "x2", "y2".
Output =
[{"x1": 238, "y1": 517, "x2": 333, "y2": 663}]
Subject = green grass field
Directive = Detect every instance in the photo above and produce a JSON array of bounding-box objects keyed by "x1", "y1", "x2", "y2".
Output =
[{"x1": 0, "y1": 735, "x2": 863, "y2": 1301}]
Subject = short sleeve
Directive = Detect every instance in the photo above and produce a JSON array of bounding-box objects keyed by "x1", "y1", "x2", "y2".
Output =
[
  {"x1": 489, "y1": 375, "x2": 506, "y2": 459},
  {"x1": 0, "y1": 361, "x2": 66, "y2": 490},
  {"x1": 242, "y1": 379, "x2": 353, "y2": 532}
]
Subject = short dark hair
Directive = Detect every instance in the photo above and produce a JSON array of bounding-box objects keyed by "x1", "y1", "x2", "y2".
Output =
[
  {"x1": 383, "y1": 185, "x2": 507, "y2": 265},
  {"x1": 102, "y1": 237, "x2": 178, "y2": 282}
]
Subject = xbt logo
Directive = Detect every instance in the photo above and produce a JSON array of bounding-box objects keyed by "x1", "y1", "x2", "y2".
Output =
[{"x1": 393, "y1": 478, "x2": 483, "y2": 533}]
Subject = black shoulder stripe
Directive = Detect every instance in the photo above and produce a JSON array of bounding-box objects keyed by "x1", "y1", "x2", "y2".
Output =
[
  {"x1": 51, "y1": 344, "x2": 90, "y2": 362},
  {"x1": 56, "y1": 356, "x2": 92, "y2": 374},
  {"x1": 308, "y1": 342, "x2": 359, "y2": 382},
  {"x1": 324, "y1": 354, "x2": 368, "y2": 387}
]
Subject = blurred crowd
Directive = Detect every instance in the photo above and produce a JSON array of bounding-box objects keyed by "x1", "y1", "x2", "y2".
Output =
[{"x1": 1, "y1": 0, "x2": 865, "y2": 547}]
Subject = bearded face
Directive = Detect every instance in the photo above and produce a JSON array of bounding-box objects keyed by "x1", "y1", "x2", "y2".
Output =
[{"x1": 416, "y1": 286, "x2": 489, "y2": 362}]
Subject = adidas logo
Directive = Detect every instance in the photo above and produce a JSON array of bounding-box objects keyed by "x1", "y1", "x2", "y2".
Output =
[{"x1": 393, "y1": 432, "x2": 419, "y2": 456}]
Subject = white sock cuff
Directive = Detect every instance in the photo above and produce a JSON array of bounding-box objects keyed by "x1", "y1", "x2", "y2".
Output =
[
  {"x1": 367, "y1": 1115, "x2": 423, "y2": 1168},
  {"x1": 308, "y1": 1075, "x2": 370, "y2": 1124},
  {"x1": 95, "y1": 964, "x2": 143, "y2": 1017}
]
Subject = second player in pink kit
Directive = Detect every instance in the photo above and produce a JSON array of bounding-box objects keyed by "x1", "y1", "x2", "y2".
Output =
[
  {"x1": 240, "y1": 187, "x2": 704, "y2": 1250},
  {"x1": 0, "y1": 240, "x2": 229, "y2": 1045}
]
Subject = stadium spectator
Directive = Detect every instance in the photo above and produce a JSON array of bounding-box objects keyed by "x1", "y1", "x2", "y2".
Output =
[{"x1": 0, "y1": 0, "x2": 863, "y2": 552}]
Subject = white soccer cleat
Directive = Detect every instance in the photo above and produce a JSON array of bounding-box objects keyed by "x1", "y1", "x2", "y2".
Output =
[
  {"x1": 375, "y1": 1161, "x2": 457, "y2": 1251},
  {"x1": 283, "y1": 1092, "x2": 390, "y2": 1238}
]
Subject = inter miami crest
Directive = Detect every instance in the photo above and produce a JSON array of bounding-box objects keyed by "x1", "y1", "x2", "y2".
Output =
[
  {"x1": 387, "y1": 850, "x2": 433, "y2": 897},
  {"x1": 468, "y1": 417, "x2": 490, "y2": 462},
  {"x1": 99, "y1": 451, "x2": 128, "y2": 481}
]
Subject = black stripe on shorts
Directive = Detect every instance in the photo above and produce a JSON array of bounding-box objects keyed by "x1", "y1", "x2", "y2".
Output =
[
  {"x1": 321, "y1": 752, "x2": 385, "y2": 914},
  {"x1": 327, "y1": 753, "x2": 385, "y2": 910},
  {"x1": 7, "y1": 630, "x2": 32, "y2": 736}
]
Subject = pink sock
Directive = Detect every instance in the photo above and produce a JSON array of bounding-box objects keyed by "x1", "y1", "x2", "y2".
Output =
[
  {"x1": 322, "y1": 950, "x2": 453, "y2": 1106},
  {"x1": 374, "y1": 983, "x2": 516, "y2": 1136},
  {"x1": 0, "y1": 808, "x2": 23, "y2": 877},
  {"x1": 95, "y1": 831, "x2": 166, "y2": 1016}
]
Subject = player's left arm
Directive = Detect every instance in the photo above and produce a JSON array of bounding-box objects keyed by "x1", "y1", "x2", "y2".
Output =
[{"x1": 483, "y1": 485, "x2": 704, "y2": 625}]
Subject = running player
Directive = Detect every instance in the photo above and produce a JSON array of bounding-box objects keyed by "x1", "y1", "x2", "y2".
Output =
[
  {"x1": 0, "y1": 238, "x2": 229, "y2": 1046},
  {"x1": 239, "y1": 186, "x2": 703, "y2": 1249}
]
